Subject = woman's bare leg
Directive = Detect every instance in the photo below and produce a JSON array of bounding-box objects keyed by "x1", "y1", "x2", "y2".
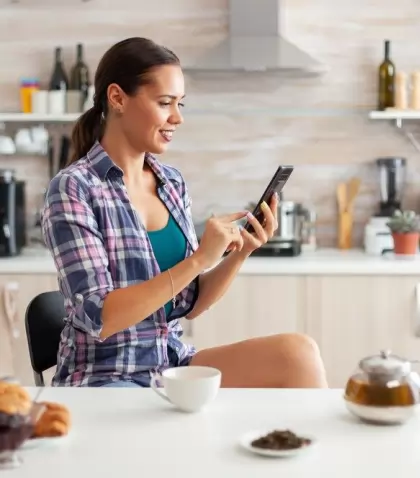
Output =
[{"x1": 190, "y1": 333, "x2": 328, "y2": 388}]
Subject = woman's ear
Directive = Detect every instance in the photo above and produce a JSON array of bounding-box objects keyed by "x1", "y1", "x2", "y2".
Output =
[{"x1": 107, "y1": 83, "x2": 126, "y2": 114}]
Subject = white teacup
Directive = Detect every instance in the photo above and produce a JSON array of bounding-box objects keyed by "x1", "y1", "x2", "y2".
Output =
[
  {"x1": 0, "y1": 135, "x2": 16, "y2": 155},
  {"x1": 151, "y1": 366, "x2": 221, "y2": 413}
]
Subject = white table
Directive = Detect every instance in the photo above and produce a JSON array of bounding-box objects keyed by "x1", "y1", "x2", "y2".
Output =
[{"x1": 4, "y1": 388, "x2": 420, "y2": 477}]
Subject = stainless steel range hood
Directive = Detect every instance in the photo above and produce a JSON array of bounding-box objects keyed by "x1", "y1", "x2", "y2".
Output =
[{"x1": 183, "y1": 0, "x2": 326, "y2": 75}]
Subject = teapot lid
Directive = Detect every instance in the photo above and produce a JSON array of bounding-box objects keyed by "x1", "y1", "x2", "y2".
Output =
[{"x1": 359, "y1": 349, "x2": 411, "y2": 379}]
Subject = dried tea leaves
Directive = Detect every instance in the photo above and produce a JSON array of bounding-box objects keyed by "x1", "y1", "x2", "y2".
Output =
[{"x1": 251, "y1": 429, "x2": 311, "y2": 451}]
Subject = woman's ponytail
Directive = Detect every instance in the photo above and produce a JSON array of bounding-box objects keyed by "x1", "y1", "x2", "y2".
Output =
[{"x1": 68, "y1": 106, "x2": 102, "y2": 165}]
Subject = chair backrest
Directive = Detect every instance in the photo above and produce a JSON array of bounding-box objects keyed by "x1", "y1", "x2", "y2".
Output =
[{"x1": 24, "y1": 291, "x2": 65, "y2": 383}]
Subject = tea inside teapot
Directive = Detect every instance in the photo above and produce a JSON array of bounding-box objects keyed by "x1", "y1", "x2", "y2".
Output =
[{"x1": 344, "y1": 350, "x2": 420, "y2": 408}]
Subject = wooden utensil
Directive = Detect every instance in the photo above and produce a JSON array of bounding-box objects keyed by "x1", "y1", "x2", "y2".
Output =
[
  {"x1": 337, "y1": 178, "x2": 361, "y2": 249},
  {"x1": 347, "y1": 177, "x2": 361, "y2": 213},
  {"x1": 336, "y1": 182, "x2": 346, "y2": 214}
]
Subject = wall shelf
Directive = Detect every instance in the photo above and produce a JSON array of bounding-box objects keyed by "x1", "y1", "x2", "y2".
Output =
[
  {"x1": 369, "y1": 110, "x2": 420, "y2": 121},
  {"x1": 0, "y1": 113, "x2": 80, "y2": 123},
  {"x1": 0, "y1": 108, "x2": 370, "y2": 121},
  {"x1": 369, "y1": 109, "x2": 420, "y2": 152}
]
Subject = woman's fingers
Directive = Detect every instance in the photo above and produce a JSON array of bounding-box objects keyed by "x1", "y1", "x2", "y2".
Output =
[
  {"x1": 245, "y1": 210, "x2": 267, "y2": 243},
  {"x1": 270, "y1": 193, "x2": 279, "y2": 225},
  {"x1": 240, "y1": 226, "x2": 262, "y2": 249},
  {"x1": 223, "y1": 223, "x2": 244, "y2": 252},
  {"x1": 217, "y1": 211, "x2": 248, "y2": 223},
  {"x1": 260, "y1": 200, "x2": 278, "y2": 238}
]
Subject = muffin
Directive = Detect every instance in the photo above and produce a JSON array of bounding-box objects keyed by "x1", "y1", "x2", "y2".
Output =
[
  {"x1": 0, "y1": 382, "x2": 40, "y2": 455},
  {"x1": 0, "y1": 383, "x2": 31, "y2": 429}
]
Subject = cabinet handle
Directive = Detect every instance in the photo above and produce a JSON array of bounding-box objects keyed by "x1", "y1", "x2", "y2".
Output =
[{"x1": 3, "y1": 282, "x2": 20, "y2": 340}]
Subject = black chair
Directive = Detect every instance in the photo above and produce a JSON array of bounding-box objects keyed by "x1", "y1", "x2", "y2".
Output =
[{"x1": 25, "y1": 291, "x2": 65, "y2": 386}]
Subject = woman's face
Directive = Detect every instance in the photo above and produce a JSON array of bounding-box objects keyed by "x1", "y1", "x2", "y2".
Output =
[{"x1": 111, "y1": 64, "x2": 185, "y2": 155}]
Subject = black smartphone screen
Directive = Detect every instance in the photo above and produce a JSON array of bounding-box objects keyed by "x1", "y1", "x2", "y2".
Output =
[{"x1": 244, "y1": 165, "x2": 294, "y2": 234}]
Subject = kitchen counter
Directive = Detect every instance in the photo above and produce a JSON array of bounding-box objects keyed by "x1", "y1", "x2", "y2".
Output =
[
  {"x1": 241, "y1": 249, "x2": 420, "y2": 275},
  {"x1": 1, "y1": 247, "x2": 420, "y2": 275}
]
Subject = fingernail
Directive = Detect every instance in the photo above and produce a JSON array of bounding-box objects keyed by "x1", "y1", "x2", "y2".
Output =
[
  {"x1": 246, "y1": 211, "x2": 253, "y2": 219},
  {"x1": 238, "y1": 225, "x2": 244, "y2": 231},
  {"x1": 261, "y1": 201, "x2": 269, "y2": 210},
  {"x1": 274, "y1": 192, "x2": 279, "y2": 200}
]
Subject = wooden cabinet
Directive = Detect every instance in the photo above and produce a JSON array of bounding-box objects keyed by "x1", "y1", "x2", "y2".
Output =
[
  {"x1": 0, "y1": 274, "x2": 57, "y2": 385},
  {"x1": 3, "y1": 270, "x2": 420, "y2": 390},
  {"x1": 188, "y1": 276, "x2": 306, "y2": 350},
  {"x1": 186, "y1": 274, "x2": 420, "y2": 389},
  {"x1": 305, "y1": 275, "x2": 420, "y2": 388}
]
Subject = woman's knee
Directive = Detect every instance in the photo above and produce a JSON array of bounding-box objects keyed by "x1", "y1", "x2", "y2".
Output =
[
  {"x1": 277, "y1": 333, "x2": 320, "y2": 356},
  {"x1": 271, "y1": 333, "x2": 324, "y2": 369},
  {"x1": 266, "y1": 333, "x2": 327, "y2": 387}
]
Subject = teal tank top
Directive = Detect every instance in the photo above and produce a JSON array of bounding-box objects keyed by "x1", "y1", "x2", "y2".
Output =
[{"x1": 147, "y1": 214, "x2": 187, "y2": 318}]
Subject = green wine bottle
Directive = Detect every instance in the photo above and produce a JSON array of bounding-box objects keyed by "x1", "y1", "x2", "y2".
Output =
[{"x1": 378, "y1": 40, "x2": 395, "y2": 110}]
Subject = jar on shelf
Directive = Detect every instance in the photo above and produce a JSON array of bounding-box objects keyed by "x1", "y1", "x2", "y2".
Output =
[{"x1": 19, "y1": 78, "x2": 40, "y2": 114}]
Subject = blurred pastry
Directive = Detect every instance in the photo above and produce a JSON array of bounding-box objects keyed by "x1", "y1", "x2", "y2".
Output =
[
  {"x1": 32, "y1": 401, "x2": 71, "y2": 438},
  {"x1": 0, "y1": 382, "x2": 31, "y2": 428},
  {"x1": 0, "y1": 395, "x2": 31, "y2": 418},
  {"x1": 0, "y1": 382, "x2": 31, "y2": 404},
  {"x1": 0, "y1": 381, "x2": 34, "y2": 455}
]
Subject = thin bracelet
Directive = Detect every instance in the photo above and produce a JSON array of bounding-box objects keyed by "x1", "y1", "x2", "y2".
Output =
[{"x1": 167, "y1": 268, "x2": 176, "y2": 307}]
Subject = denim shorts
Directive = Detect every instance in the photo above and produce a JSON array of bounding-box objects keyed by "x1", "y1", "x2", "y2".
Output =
[
  {"x1": 99, "y1": 380, "x2": 142, "y2": 388},
  {"x1": 91, "y1": 345, "x2": 194, "y2": 388}
]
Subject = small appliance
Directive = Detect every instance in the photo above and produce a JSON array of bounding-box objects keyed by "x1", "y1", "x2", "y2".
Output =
[
  {"x1": 0, "y1": 169, "x2": 26, "y2": 257},
  {"x1": 251, "y1": 200, "x2": 313, "y2": 257},
  {"x1": 364, "y1": 157, "x2": 406, "y2": 256}
]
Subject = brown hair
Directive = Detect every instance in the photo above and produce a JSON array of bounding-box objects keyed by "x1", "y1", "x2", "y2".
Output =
[{"x1": 69, "y1": 37, "x2": 180, "y2": 165}]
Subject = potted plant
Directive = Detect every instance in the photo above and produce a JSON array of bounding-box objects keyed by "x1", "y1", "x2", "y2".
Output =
[{"x1": 386, "y1": 210, "x2": 420, "y2": 255}]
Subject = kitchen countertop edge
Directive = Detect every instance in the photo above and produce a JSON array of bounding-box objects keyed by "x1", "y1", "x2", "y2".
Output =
[{"x1": 0, "y1": 248, "x2": 419, "y2": 276}]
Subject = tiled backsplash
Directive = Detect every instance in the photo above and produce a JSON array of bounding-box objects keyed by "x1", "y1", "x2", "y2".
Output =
[{"x1": 1, "y1": 0, "x2": 420, "y2": 247}]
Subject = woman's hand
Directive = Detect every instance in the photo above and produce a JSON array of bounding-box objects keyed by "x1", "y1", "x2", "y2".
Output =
[
  {"x1": 239, "y1": 193, "x2": 279, "y2": 256},
  {"x1": 195, "y1": 211, "x2": 247, "y2": 269}
]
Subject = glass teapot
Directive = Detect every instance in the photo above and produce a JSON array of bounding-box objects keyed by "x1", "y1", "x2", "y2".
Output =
[{"x1": 344, "y1": 349, "x2": 420, "y2": 424}]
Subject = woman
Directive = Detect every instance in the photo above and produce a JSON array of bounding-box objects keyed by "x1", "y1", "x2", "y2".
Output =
[{"x1": 42, "y1": 37, "x2": 327, "y2": 388}]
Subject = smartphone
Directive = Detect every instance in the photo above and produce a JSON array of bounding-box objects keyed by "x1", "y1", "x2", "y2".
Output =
[{"x1": 244, "y1": 165, "x2": 294, "y2": 234}]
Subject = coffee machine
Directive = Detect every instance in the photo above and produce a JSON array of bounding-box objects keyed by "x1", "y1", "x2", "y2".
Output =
[
  {"x1": 0, "y1": 169, "x2": 26, "y2": 257},
  {"x1": 364, "y1": 157, "x2": 406, "y2": 255}
]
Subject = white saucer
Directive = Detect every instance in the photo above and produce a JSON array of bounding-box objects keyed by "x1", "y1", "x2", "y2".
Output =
[
  {"x1": 239, "y1": 429, "x2": 315, "y2": 458},
  {"x1": 21, "y1": 434, "x2": 69, "y2": 450}
]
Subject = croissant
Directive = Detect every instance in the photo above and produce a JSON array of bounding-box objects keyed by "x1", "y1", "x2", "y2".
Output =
[{"x1": 32, "y1": 401, "x2": 71, "y2": 438}]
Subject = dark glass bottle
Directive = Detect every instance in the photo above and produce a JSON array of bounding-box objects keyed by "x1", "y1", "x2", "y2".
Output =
[
  {"x1": 49, "y1": 47, "x2": 69, "y2": 91},
  {"x1": 70, "y1": 43, "x2": 90, "y2": 107},
  {"x1": 378, "y1": 40, "x2": 396, "y2": 111}
]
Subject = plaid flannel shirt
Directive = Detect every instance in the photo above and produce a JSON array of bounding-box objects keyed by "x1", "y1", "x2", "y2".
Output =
[{"x1": 42, "y1": 141, "x2": 199, "y2": 387}]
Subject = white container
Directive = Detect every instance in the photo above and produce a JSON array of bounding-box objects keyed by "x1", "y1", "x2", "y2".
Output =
[
  {"x1": 47, "y1": 90, "x2": 66, "y2": 115},
  {"x1": 31, "y1": 90, "x2": 48, "y2": 115},
  {"x1": 66, "y1": 90, "x2": 82, "y2": 113}
]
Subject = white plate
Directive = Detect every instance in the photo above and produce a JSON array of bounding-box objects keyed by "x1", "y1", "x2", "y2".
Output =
[
  {"x1": 239, "y1": 429, "x2": 315, "y2": 458},
  {"x1": 21, "y1": 434, "x2": 70, "y2": 450}
]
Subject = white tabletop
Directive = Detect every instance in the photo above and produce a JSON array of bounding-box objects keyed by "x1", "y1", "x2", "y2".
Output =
[{"x1": 4, "y1": 388, "x2": 420, "y2": 477}]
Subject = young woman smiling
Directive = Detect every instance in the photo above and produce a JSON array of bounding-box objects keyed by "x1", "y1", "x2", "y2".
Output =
[{"x1": 42, "y1": 37, "x2": 327, "y2": 389}]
